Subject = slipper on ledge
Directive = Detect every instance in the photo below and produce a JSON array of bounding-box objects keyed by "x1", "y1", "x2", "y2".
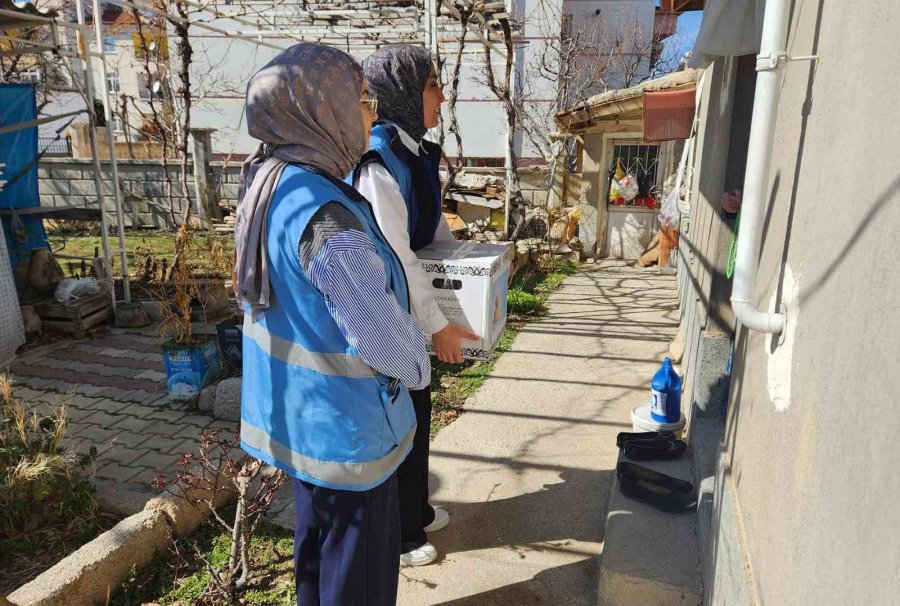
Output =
[
  {"x1": 616, "y1": 430, "x2": 676, "y2": 449},
  {"x1": 624, "y1": 438, "x2": 688, "y2": 461},
  {"x1": 616, "y1": 462, "x2": 697, "y2": 513}
]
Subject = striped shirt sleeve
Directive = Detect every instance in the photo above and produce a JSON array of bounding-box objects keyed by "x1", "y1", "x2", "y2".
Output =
[{"x1": 301, "y1": 204, "x2": 431, "y2": 390}]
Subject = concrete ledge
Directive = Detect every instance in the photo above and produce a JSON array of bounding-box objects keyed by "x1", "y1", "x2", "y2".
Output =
[
  {"x1": 599, "y1": 452, "x2": 703, "y2": 606},
  {"x1": 8, "y1": 510, "x2": 170, "y2": 606}
]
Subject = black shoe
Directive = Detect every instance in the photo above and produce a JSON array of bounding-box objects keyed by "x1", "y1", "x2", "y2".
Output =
[
  {"x1": 624, "y1": 438, "x2": 687, "y2": 461},
  {"x1": 616, "y1": 462, "x2": 696, "y2": 513},
  {"x1": 616, "y1": 430, "x2": 675, "y2": 449}
]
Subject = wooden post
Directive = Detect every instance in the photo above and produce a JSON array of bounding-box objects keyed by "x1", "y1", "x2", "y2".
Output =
[{"x1": 190, "y1": 128, "x2": 220, "y2": 224}]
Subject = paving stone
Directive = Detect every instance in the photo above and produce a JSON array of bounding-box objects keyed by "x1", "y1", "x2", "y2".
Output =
[
  {"x1": 73, "y1": 424, "x2": 118, "y2": 445},
  {"x1": 98, "y1": 347, "x2": 128, "y2": 357},
  {"x1": 102, "y1": 387, "x2": 134, "y2": 401},
  {"x1": 43, "y1": 379, "x2": 73, "y2": 392},
  {"x1": 10, "y1": 386, "x2": 45, "y2": 401},
  {"x1": 123, "y1": 389, "x2": 154, "y2": 403},
  {"x1": 79, "y1": 411, "x2": 121, "y2": 429},
  {"x1": 120, "y1": 350, "x2": 149, "y2": 361},
  {"x1": 104, "y1": 445, "x2": 147, "y2": 466},
  {"x1": 115, "y1": 403, "x2": 155, "y2": 419},
  {"x1": 143, "y1": 435, "x2": 197, "y2": 455},
  {"x1": 22, "y1": 377, "x2": 53, "y2": 389},
  {"x1": 67, "y1": 407, "x2": 100, "y2": 422},
  {"x1": 111, "y1": 431, "x2": 153, "y2": 449},
  {"x1": 180, "y1": 414, "x2": 214, "y2": 428},
  {"x1": 173, "y1": 425, "x2": 208, "y2": 440},
  {"x1": 136, "y1": 369, "x2": 168, "y2": 382},
  {"x1": 72, "y1": 383, "x2": 107, "y2": 397},
  {"x1": 127, "y1": 467, "x2": 165, "y2": 488},
  {"x1": 142, "y1": 392, "x2": 168, "y2": 405},
  {"x1": 91, "y1": 399, "x2": 130, "y2": 415},
  {"x1": 95, "y1": 462, "x2": 142, "y2": 482},
  {"x1": 145, "y1": 406, "x2": 188, "y2": 421},
  {"x1": 67, "y1": 394, "x2": 104, "y2": 408},
  {"x1": 144, "y1": 419, "x2": 188, "y2": 437},
  {"x1": 132, "y1": 450, "x2": 182, "y2": 474}
]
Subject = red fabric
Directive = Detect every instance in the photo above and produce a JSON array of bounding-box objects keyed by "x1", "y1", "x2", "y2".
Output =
[{"x1": 643, "y1": 87, "x2": 696, "y2": 142}]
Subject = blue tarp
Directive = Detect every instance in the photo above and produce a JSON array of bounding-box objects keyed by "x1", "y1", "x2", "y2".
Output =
[{"x1": 0, "y1": 83, "x2": 48, "y2": 269}]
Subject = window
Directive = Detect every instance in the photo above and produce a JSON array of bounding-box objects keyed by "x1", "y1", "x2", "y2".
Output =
[
  {"x1": 111, "y1": 115, "x2": 124, "y2": 133},
  {"x1": 103, "y1": 35, "x2": 116, "y2": 53},
  {"x1": 139, "y1": 74, "x2": 163, "y2": 100},
  {"x1": 106, "y1": 73, "x2": 121, "y2": 93},
  {"x1": 608, "y1": 143, "x2": 660, "y2": 208},
  {"x1": 20, "y1": 67, "x2": 43, "y2": 83}
]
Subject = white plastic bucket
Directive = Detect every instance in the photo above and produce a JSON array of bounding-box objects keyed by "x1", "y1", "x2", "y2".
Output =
[{"x1": 631, "y1": 402, "x2": 686, "y2": 437}]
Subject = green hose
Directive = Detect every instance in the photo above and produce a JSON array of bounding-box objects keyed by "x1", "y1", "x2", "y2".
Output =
[{"x1": 726, "y1": 209, "x2": 741, "y2": 280}]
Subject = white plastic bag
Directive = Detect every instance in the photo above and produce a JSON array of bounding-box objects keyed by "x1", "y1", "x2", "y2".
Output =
[
  {"x1": 658, "y1": 188, "x2": 681, "y2": 229},
  {"x1": 55, "y1": 277, "x2": 102, "y2": 303},
  {"x1": 616, "y1": 174, "x2": 640, "y2": 202}
]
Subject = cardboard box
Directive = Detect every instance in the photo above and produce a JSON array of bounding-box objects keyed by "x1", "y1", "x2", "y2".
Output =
[{"x1": 417, "y1": 241, "x2": 512, "y2": 361}]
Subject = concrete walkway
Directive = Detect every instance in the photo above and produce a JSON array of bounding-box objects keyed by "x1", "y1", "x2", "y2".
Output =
[{"x1": 398, "y1": 260, "x2": 678, "y2": 605}]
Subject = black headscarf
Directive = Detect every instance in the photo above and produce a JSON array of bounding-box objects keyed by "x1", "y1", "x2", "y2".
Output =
[{"x1": 363, "y1": 45, "x2": 433, "y2": 140}]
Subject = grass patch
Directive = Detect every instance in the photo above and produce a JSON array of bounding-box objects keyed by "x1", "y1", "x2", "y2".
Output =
[
  {"x1": 0, "y1": 377, "x2": 117, "y2": 595},
  {"x1": 111, "y1": 508, "x2": 296, "y2": 606},
  {"x1": 430, "y1": 258, "x2": 579, "y2": 436},
  {"x1": 45, "y1": 228, "x2": 234, "y2": 279}
]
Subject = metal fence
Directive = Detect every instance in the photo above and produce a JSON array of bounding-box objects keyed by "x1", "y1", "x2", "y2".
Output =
[{"x1": 38, "y1": 136, "x2": 73, "y2": 157}]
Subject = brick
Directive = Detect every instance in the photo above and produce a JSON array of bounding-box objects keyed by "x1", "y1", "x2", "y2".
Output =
[
  {"x1": 109, "y1": 415, "x2": 156, "y2": 433},
  {"x1": 39, "y1": 179, "x2": 71, "y2": 195},
  {"x1": 113, "y1": 431, "x2": 153, "y2": 449},
  {"x1": 95, "y1": 462, "x2": 141, "y2": 482},
  {"x1": 49, "y1": 166, "x2": 84, "y2": 179}
]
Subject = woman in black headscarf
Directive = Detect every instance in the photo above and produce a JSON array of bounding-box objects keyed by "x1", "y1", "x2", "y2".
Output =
[{"x1": 354, "y1": 45, "x2": 478, "y2": 567}]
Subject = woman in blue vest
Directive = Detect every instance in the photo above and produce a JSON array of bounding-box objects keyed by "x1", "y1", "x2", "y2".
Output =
[
  {"x1": 233, "y1": 43, "x2": 430, "y2": 604},
  {"x1": 355, "y1": 46, "x2": 478, "y2": 567}
]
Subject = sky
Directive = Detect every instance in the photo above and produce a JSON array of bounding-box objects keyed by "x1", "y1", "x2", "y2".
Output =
[{"x1": 674, "y1": 10, "x2": 703, "y2": 58}]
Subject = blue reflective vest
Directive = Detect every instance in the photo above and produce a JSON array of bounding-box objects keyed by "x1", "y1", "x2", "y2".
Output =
[
  {"x1": 240, "y1": 164, "x2": 417, "y2": 491},
  {"x1": 356, "y1": 122, "x2": 443, "y2": 251}
]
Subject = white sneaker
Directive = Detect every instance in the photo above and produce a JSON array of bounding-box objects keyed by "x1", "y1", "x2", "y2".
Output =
[
  {"x1": 423, "y1": 507, "x2": 450, "y2": 533},
  {"x1": 400, "y1": 542, "x2": 438, "y2": 567}
]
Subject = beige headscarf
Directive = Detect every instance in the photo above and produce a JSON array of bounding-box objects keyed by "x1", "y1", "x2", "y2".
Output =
[{"x1": 233, "y1": 43, "x2": 365, "y2": 313}]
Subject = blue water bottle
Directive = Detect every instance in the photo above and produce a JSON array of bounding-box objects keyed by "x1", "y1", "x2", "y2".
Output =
[{"x1": 650, "y1": 357, "x2": 682, "y2": 423}]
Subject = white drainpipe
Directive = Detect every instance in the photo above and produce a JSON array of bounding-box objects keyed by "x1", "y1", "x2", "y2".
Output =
[{"x1": 730, "y1": 0, "x2": 791, "y2": 334}]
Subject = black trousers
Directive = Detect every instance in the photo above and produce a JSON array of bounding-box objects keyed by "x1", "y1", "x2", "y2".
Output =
[
  {"x1": 293, "y1": 473, "x2": 400, "y2": 605},
  {"x1": 398, "y1": 385, "x2": 435, "y2": 548}
]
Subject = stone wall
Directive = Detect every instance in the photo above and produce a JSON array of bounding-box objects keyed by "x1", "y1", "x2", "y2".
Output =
[{"x1": 38, "y1": 158, "x2": 243, "y2": 229}]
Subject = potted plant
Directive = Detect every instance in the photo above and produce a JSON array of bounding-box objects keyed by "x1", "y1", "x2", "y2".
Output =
[{"x1": 153, "y1": 222, "x2": 224, "y2": 401}]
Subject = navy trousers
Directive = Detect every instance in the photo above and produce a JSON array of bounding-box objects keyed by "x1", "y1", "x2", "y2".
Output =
[
  {"x1": 398, "y1": 386, "x2": 436, "y2": 548},
  {"x1": 293, "y1": 473, "x2": 400, "y2": 605}
]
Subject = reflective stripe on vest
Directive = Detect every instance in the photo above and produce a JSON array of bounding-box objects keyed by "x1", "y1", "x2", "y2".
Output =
[
  {"x1": 241, "y1": 419, "x2": 416, "y2": 489},
  {"x1": 242, "y1": 318, "x2": 374, "y2": 378}
]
